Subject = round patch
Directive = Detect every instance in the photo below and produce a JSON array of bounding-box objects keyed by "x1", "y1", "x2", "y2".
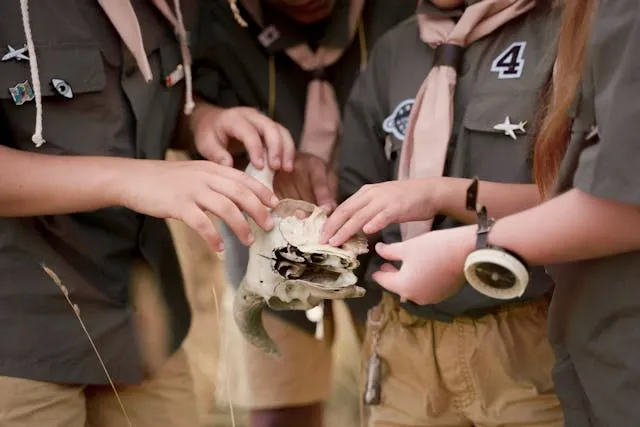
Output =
[{"x1": 382, "y1": 99, "x2": 414, "y2": 140}]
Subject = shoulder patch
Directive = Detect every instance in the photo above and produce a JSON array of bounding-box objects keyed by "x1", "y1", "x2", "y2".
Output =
[
  {"x1": 382, "y1": 99, "x2": 415, "y2": 140},
  {"x1": 490, "y1": 41, "x2": 527, "y2": 79}
]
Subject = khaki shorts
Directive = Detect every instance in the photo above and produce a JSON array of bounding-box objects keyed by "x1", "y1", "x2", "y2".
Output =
[
  {"x1": 0, "y1": 349, "x2": 197, "y2": 427},
  {"x1": 363, "y1": 293, "x2": 564, "y2": 427},
  {"x1": 217, "y1": 289, "x2": 334, "y2": 409}
]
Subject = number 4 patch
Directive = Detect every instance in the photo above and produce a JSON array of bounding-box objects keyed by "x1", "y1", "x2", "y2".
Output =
[{"x1": 491, "y1": 41, "x2": 527, "y2": 79}]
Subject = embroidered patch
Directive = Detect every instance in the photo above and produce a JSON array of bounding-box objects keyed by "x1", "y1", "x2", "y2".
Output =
[
  {"x1": 9, "y1": 80, "x2": 35, "y2": 105},
  {"x1": 490, "y1": 41, "x2": 526, "y2": 79},
  {"x1": 382, "y1": 99, "x2": 414, "y2": 141}
]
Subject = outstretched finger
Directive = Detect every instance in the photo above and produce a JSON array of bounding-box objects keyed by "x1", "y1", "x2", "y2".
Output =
[
  {"x1": 226, "y1": 117, "x2": 266, "y2": 169},
  {"x1": 278, "y1": 125, "x2": 296, "y2": 172},
  {"x1": 197, "y1": 130, "x2": 234, "y2": 167},
  {"x1": 375, "y1": 241, "x2": 406, "y2": 262},
  {"x1": 371, "y1": 267, "x2": 406, "y2": 298},
  {"x1": 198, "y1": 192, "x2": 254, "y2": 246},
  {"x1": 218, "y1": 179, "x2": 275, "y2": 233},
  {"x1": 181, "y1": 205, "x2": 224, "y2": 251},
  {"x1": 362, "y1": 209, "x2": 396, "y2": 235},
  {"x1": 321, "y1": 193, "x2": 368, "y2": 243},
  {"x1": 220, "y1": 167, "x2": 279, "y2": 208},
  {"x1": 378, "y1": 262, "x2": 398, "y2": 273},
  {"x1": 328, "y1": 203, "x2": 380, "y2": 247},
  {"x1": 247, "y1": 112, "x2": 283, "y2": 170}
]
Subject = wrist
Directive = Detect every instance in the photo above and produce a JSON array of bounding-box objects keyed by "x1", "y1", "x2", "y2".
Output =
[
  {"x1": 423, "y1": 177, "x2": 446, "y2": 215},
  {"x1": 462, "y1": 178, "x2": 531, "y2": 299},
  {"x1": 101, "y1": 157, "x2": 143, "y2": 209}
]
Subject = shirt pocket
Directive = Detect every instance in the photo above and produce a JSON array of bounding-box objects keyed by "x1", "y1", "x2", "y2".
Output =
[
  {"x1": 0, "y1": 42, "x2": 108, "y2": 154},
  {"x1": 460, "y1": 92, "x2": 538, "y2": 183}
]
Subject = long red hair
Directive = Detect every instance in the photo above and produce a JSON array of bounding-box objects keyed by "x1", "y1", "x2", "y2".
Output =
[{"x1": 533, "y1": 0, "x2": 597, "y2": 197}]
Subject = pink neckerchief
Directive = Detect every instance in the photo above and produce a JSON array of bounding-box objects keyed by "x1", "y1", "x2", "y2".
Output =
[
  {"x1": 399, "y1": 0, "x2": 534, "y2": 240},
  {"x1": 235, "y1": 0, "x2": 366, "y2": 164},
  {"x1": 97, "y1": 0, "x2": 195, "y2": 115}
]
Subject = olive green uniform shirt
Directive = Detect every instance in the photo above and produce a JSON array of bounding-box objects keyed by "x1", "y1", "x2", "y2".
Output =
[
  {"x1": 547, "y1": 1, "x2": 640, "y2": 425},
  {"x1": 339, "y1": 4, "x2": 559, "y2": 321},
  {"x1": 0, "y1": 0, "x2": 194, "y2": 385}
]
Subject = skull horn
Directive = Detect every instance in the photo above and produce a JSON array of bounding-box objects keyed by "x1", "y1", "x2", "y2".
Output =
[{"x1": 233, "y1": 279, "x2": 280, "y2": 357}]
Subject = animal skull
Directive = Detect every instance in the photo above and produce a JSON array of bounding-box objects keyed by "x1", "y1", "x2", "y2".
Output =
[{"x1": 233, "y1": 165, "x2": 368, "y2": 356}]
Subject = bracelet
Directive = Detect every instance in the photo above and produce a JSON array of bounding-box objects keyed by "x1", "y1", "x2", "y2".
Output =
[{"x1": 462, "y1": 178, "x2": 531, "y2": 300}]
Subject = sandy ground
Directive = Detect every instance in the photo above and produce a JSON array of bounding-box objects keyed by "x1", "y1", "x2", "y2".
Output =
[{"x1": 166, "y1": 150, "x2": 363, "y2": 427}]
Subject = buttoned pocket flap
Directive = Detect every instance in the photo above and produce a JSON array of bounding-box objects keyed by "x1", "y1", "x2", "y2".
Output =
[
  {"x1": 463, "y1": 92, "x2": 537, "y2": 138},
  {"x1": 0, "y1": 43, "x2": 105, "y2": 100}
]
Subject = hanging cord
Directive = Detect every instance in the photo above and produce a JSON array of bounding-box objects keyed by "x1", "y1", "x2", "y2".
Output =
[
  {"x1": 357, "y1": 20, "x2": 368, "y2": 70},
  {"x1": 172, "y1": 0, "x2": 195, "y2": 115},
  {"x1": 229, "y1": 0, "x2": 248, "y2": 27},
  {"x1": 19, "y1": 0, "x2": 45, "y2": 147}
]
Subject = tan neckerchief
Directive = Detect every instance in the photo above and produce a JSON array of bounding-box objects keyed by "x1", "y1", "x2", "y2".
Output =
[
  {"x1": 235, "y1": 0, "x2": 366, "y2": 164},
  {"x1": 97, "y1": 0, "x2": 195, "y2": 115},
  {"x1": 399, "y1": 0, "x2": 535, "y2": 240}
]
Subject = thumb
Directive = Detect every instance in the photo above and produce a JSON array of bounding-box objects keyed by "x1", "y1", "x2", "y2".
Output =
[
  {"x1": 371, "y1": 268, "x2": 405, "y2": 296},
  {"x1": 375, "y1": 241, "x2": 405, "y2": 262},
  {"x1": 197, "y1": 131, "x2": 233, "y2": 167}
]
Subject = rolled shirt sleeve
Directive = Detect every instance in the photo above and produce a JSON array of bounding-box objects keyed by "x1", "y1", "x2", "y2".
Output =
[{"x1": 573, "y1": 0, "x2": 640, "y2": 206}]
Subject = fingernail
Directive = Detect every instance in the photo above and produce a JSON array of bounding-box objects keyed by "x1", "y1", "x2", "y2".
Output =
[
  {"x1": 328, "y1": 237, "x2": 338, "y2": 246},
  {"x1": 247, "y1": 234, "x2": 255, "y2": 245},
  {"x1": 270, "y1": 195, "x2": 279, "y2": 206},
  {"x1": 272, "y1": 157, "x2": 281, "y2": 169},
  {"x1": 265, "y1": 217, "x2": 275, "y2": 229},
  {"x1": 217, "y1": 242, "x2": 225, "y2": 252},
  {"x1": 286, "y1": 161, "x2": 294, "y2": 171}
]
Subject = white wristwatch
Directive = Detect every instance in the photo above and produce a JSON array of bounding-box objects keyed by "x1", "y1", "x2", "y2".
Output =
[{"x1": 463, "y1": 178, "x2": 530, "y2": 300}]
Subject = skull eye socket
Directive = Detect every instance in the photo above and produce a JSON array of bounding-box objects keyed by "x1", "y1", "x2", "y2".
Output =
[
  {"x1": 275, "y1": 245, "x2": 305, "y2": 262},
  {"x1": 275, "y1": 260, "x2": 304, "y2": 279},
  {"x1": 310, "y1": 254, "x2": 326, "y2": 263}
]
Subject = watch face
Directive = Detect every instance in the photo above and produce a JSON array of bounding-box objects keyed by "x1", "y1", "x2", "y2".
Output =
[{"x1": 473, "y1": 262, "x2": 517, "y2": 289}]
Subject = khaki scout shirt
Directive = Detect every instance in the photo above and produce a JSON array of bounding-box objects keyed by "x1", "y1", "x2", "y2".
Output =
[
  {"x1": 0, "y1": 0, "x2": 193, "y2": 385},
  {"x1": 339, "y1": 5, "x2": 560, "y2": 321},
  {"x1": 546, "y1": 1, "x2": 640, "y2": 425},
  {"x1": 193, "y1": 0, "x2": 416, "y2": 332}
]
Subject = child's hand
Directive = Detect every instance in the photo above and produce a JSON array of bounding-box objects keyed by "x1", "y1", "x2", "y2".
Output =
[
  {"x1": 372, "y1": 225, "x2": 476, "y2": 305},
  {"x1": 321, "y1": 178, "x2": 441, "y2": 246}
]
